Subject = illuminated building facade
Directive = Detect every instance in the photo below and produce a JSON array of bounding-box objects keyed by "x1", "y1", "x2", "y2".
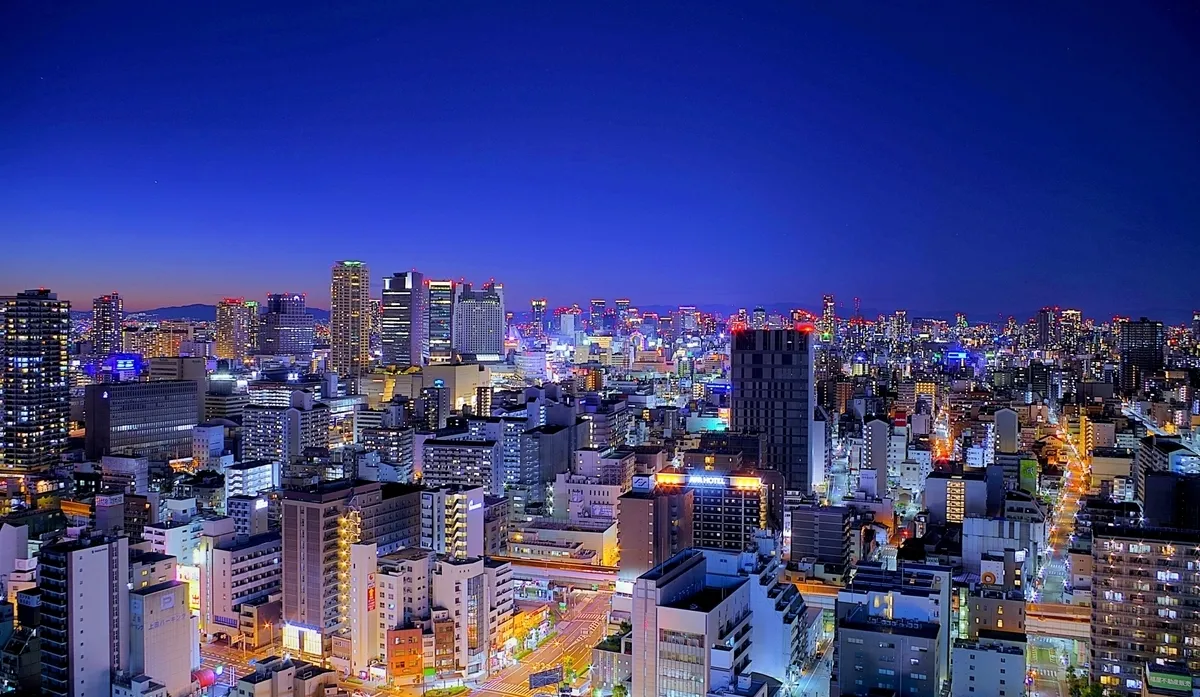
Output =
[
  {"x1": 84, "y1": 380, "x2": 199, "y2": 460},
  {"x1": 381, "y1": 271, "x2": 428, "y2": 368},
  {"x1": 1116, "y1": 317, "x2": 1165, "y2": 395},
  {"x1": 530, "y1": 297, "x2": 548, "y2": 333},
  {"x1": 215, "y1": 297, "x2": 256, "y2": 363},
  {"x1": 427, "y1": 280, "x2": 456, "y2": 364},
  {"x1": 259, "y1": 293, "x2": 314, "y2": 360},
  {"x1": 330, "y1": 260, "x2": 372, "y2": 378},
  {"x1": 0, "y1": 289, "x2": 70, "y2": 475},
  {"x1": 91, "y1": 292, "x2": 123, "y2": 358},
  {"x1": 655, "y1": 471, "x2": 766, "y2": 552},
  {"x1": 453, "y1": 282, "x2": 504, "y2": 358}
]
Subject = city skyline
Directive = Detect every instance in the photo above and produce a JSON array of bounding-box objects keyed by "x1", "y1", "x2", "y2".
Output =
[{"x1": 4, "y1": 3, "x2": 1199, "y2": 314}]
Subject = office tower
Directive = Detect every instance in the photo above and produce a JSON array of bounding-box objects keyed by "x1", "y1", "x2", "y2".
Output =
[
  {"x1": 820, "y1": 293, "x2": 835, "y2": 336},
  {"x1": 84, "y1": 380, "x2": 199, "y2": 460},
  {"x1": 452, "y1": 282, "x2": 505, "y2": 357},
  {"x1": 91, "y1": 292, "x2": 123, "y2": 358},
  {"x1": 730, "y1": 328, "x2": 816, "y2": 493},
  {"x1": 215, "y1": 297, "x2": 255, "y2": 362},
  {"x1": 330, "y1": 260, "x2": 372, "y2": 378},
  {"x1": 530, "y1": 298, "x2": 548, "y2": 334},
  {"x1": 258, "y1": 292, "x2": 315, "y2": 360},
  {"x1": 0, "y1": 289, "x2": 70, "y2": 475},
  {"x1": 241, "y1": 391, "x2": 329, "y2": 466},
  {"x1": 589, "y1": 299, "x2": 606, "y2": 329},
  {"x1": 1091, "y1": 527, "x2": 1200, "y2": 694},
  {"x1": 381, "y1": 271, "x2": 429, "y2": 368},
  {"x1": 618, "y1": 481, "x2": 694, "y2": 581},
  {"x1": 129, "y1": 581, "x2": 191, "y2": 697},
  {"x1": 631, "y1": 549, "x2": 752, "y2": 697},
  {"x1": 427, "y1": 280, "x2": 456, "y2": 364},
  {"x1": 39, "y1": 535, "x2": 130, "y2": 697},
  {"x1": 614, "y1": 298, "x2": 631, "y2": 319},
  {"x1": 1116, "y1": 317, "x2": 1165, "y2": 394},
  {"x1": 751, "y1": 306, "x2": 767, "y2": 329},
  {"x1": 1035, "y1": 307, "x2": 1055, "y2": 349},
  {"x1": 420, "y1": 485, "x2": 485, "y2": 559}
]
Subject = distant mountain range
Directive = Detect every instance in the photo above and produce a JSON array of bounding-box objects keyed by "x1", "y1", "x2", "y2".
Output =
[{"x1": 72, "y1": 304, "x2": 332, "y2": 322}]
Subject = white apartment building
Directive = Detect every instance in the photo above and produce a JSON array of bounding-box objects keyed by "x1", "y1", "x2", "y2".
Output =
[
  {"x1": 420, "y1": 486, "x2": 485, "y2": 560},
  {"x1": 241, "y1": 391, "x2": 329, "y2": 465},
  {"x1": 225, "y1": 459, "x2": 280, "y2": 498},
  {"x1": 197, "y1": 530, "x2": 282, "y2": 640}
]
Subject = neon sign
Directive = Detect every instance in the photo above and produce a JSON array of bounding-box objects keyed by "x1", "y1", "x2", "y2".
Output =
[{"x1": 687, "y1": 475, "x2": 727, "y2": 486}]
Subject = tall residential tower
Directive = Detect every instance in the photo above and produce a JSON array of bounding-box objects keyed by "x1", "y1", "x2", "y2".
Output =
[
  {"x1": 1, "y1": 289, "x2": 70, "y2": 475},
  {"x1": 330, "y1": 260, "x2": 371, "y2": 378}
]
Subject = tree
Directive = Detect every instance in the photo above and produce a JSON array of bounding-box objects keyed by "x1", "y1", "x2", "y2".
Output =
[
  {"x1": 1065, "y1": 665, "x2": 1108, "y2": 697},
  {"x1": 613, "y1": 685, "x2": 628, "y2": 697}
]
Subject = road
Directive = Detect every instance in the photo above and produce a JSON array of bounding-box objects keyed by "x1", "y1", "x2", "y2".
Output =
[
  {"x1": 1036, "y1": 419, "x2": 1090, "y2": 605},
  {"x1": 475, "y1": 591, "x2": 612, "y2": 697},
  {"x1": 792, "y1": 641, "x2": 834, "y2": 697},
  {"x1": 1027, "y1": 640, "x2": 1070, "y2": 697}
]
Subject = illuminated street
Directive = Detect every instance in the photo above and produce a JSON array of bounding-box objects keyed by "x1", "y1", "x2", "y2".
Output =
[{"x1": 474, "y1": 592, "x2": 611, "y2": 697}]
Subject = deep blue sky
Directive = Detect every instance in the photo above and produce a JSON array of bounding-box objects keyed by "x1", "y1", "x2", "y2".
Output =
[{"x1": 3, "y1": 2, "x2": 1198, "y2": 319}]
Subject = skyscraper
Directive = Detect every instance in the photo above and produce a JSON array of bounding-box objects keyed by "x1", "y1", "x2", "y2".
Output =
[
  {"x1": 1, "y1": 289, "x2": 70, "y2": 475},
  {"x1": 428, "y1": 280, "x2": 456, "y2": 364},
  {"x1": 820, "y1": 294, "x2": 835, "y2": 337},
  {"x1": 91, "y1": 292, "x2": 123, "y2": 358},
  {"x1": 381, "y1": 271, "x2": 429, "y2": 368},
  {"x1": 1035, "y1": 306, "x2": 1056, "y2": 349},
  {"x1": 589, "y1": 299, "x2": 606, "y2": 330},
  {"x1": 453, "y1": 282, "x2": 505, "y2": 357},
  {"x1": 331, "y1": 260, "x2": 371, "y2": 378},
  {"x1": 215, "y1": 297, "x2": 255, "y2": 363},
  {"x1": 730, "y1": 328, "x2": 816, "y2": 493},
  {"x1": 1117, "y1": 317, "x2": 1164, "y2": 395},
  {"x1": 530, "y1": 298, "x2": 548, "y2": 334},
  {"x1": 258, "y1": 292, "x2": 315, "y2": 360}
]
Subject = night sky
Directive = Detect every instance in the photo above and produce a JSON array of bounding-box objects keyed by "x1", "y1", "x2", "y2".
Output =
[{"x1": 3, "y1": 2, "x2": 1199, "y2": 319}]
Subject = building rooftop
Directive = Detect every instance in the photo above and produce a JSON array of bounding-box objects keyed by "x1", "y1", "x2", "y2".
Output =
[
  {"x1": 664, "y1": 581, "x2": 746, "y2": 614},
  {"x1": 131, "y1": 579, "x2": 183, "y2": 597},
  {"x1": 839, "y1": 605, "x2": 940, "y2": 639}
]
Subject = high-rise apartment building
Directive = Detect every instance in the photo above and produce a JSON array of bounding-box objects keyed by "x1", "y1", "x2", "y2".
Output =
[
  {"x1": 0, "y1": 289, "x2": 70, "y2": 475},
  {"x1": 280, "y1": 480, "x2": 422, "y2": 658},
  {"x1": 258, "y1": 293, "x2": 315, "y2": 360},
  {"x1": 1091, "y1": 527, "x2": 1200, "y2": 695},
  {"x1": 91, "y1": 292, "x2": 123, "y2": 358},
  {"x1": 427, "y1": 280, "x2": 456, "y2": 364},
  {"x1": 84, "y1": 380, "x2": 200, "y2": 460},
  {"x1": 330, "y1": 260, "x2": 372, "y2": 378},
  {"x1": 39, "y1": 535, "x2": 130, "y2": 697},
  {"x1": 381, "y1": 271, "x2": 429, "y2": 368},
  {"x1": 453, "y1": 282, "x2": 504, "y2": 357},
  {"x1": 420, "y1": 485, "x2": 485, "y2": 559},
  {"x1": 216, "y1": 297, "x2": 256, "y2": 363},
  {"x1": 1117, "y1": 317, "x2": 1165, "y2": 395},
  {"x1": 730, "y1": 328, "x2": 816, "y2": 493}
]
